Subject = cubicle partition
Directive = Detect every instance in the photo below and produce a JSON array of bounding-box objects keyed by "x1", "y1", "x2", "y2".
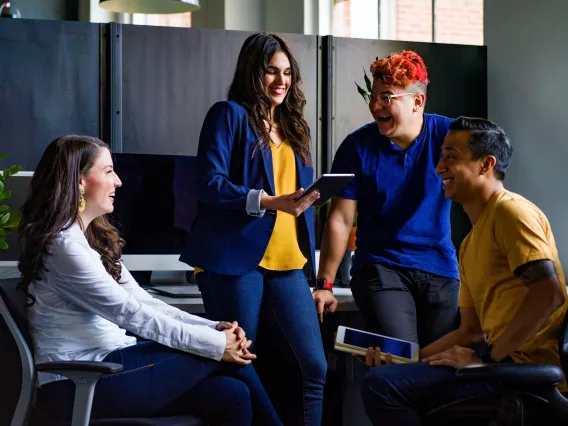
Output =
[
  {"x1": 116, "y1": 25, "x2": 320, "y2": 162},
  {"x1": 0, "y1": 19, "x2": 101, "y2": 169},
  {"x1": 0, "y1": 18, "x2": 486, "y2": 255}
]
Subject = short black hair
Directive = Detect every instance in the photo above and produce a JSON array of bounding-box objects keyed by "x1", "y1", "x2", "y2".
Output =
[{"x1": 449, "y1": 117, "x2": 513, "y2": 181}]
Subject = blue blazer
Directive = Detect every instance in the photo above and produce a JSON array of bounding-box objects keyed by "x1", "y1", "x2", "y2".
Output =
[{"x1": 180, "y1": 101, "x2": 316, "y2": 278}]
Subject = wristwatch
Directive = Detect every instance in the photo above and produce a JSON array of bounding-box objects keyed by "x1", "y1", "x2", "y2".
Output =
[
  {"x1": 314, "y1": 278, "x2": 334, "y2": 293},
  {"x1": 474, "y1": 341, "x2": 495, "y2": 363}
]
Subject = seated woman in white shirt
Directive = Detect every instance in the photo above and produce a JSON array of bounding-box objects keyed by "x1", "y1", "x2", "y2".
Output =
[{"x1": 17, "y1": 135, "x2": 282, "y2": 426}]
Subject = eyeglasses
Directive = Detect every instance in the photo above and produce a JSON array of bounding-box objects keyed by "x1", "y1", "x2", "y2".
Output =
[{"x1": 369, "y1": 92, "x2": 418, "y2": 107}]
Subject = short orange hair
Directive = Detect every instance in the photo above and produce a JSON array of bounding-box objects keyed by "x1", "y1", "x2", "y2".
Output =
[{"x1": 370, "y1": 50, "x2": 429, "y2": 89}]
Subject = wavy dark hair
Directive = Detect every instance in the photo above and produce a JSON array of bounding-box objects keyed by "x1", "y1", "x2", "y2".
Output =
[
  {"x1": 228, "y1": 32, "x2": 311, "y2": 165},
  {"x1": 18, "y1": 135, "x2": 125, "y2": 304}
]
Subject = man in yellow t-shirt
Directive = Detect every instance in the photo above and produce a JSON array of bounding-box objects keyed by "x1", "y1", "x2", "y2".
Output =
[{"x1": 360, "y1": 117, "x2": 567, "y2": 426}]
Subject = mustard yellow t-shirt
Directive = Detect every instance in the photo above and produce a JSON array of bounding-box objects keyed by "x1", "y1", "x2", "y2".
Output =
[
  {"x1": 459, "y1": 189, "x2": 568, "y2": 390},
  {"x1": 258, "y1": 141, "x2": 307, "y2": 271}
]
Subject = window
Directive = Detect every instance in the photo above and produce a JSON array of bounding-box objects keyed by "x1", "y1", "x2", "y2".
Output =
[
  {"x1": 333, "y1": 0, "x2": 379, "y2": 39},
  {"x1": 330, "y1": 0, "x2": 483, "y2": 46},
  {"x1": 131, "y1": 12, "x2": 191, "y2": 28}
]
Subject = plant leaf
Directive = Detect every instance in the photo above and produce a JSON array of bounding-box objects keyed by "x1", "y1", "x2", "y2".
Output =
[
  {"x1": 0, "y1": 193, "x2": 5, "y2": 201},
  {"x1": 0, "y1": 180, "x2": 3, "y2": 192},
  {"x1": 355, "y1": 82, "x2": 370, "y2": 104},
  {"x1": 10, "y1": 164, "x2": 23, "y2": 174},
  {"x1": 0, "y1": 212, "x2": 9, "y2": 224},
  {"x1": 1, "y1": 189, "x2": 11, "y2": 200},
  {"x1": 0, "y1": 153, "x2": 7, "y2": 162},
  {"x1": 0, "y1": 205, "x2": 8, "y2": 213},
  {"x1": 5, "y1": 209, "x2": 21, "y2": 228},
  {"x1": 364, "y1": 68, "x2": 372, "y2": 93},
  {"x1": 0, "y1": 239, "x2": 8, "y2": 250}
]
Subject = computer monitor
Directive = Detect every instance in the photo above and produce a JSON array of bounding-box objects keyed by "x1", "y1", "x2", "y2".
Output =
[
  {"x1": 111, "y1": 153, "x2": 198, "y2": 273},
  {"x1": 0, "y1": 172, "x2": 32, "y2": 266}
]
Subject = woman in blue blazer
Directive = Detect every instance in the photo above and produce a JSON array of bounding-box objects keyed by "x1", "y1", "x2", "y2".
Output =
[{"x1": 180, "y1": 33, "x2": 327, "y2": 426}]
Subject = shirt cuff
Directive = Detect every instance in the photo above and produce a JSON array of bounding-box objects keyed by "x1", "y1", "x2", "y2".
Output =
[{"x1": 246, "y1": 189, "x2": 266, "y2": 218}]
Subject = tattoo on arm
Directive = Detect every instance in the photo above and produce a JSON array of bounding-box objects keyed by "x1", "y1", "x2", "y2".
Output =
[{"x1": 514, "y1": 259, "x2": 557, "y2": 285}]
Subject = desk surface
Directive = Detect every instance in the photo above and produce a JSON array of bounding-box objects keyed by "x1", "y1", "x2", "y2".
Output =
[{"x1": 152, "y1": 285, "x2": 357, "y2": 314}]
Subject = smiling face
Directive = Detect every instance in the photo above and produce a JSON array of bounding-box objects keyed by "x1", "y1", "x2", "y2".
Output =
[
  {"x1": 369, "y1": 80, "x2": 425, "y2": 141},
  {"x1": 264, "y1": 51, "x2": 291, "y2": 109},
  {"x1": 436, "y1": 130, "x2": 487, "y2": 203},
  {"x1": 80, "y1": 147, "x2": 122, "y2": 220}
]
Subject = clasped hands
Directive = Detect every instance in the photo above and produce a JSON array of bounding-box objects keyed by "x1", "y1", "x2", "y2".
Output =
[
  {"x1": 359, "y1": 345, "x2": 482, "y2": 369},
  {"x1": 216, "y1": 321, "x2": 257, "y2": 365}
]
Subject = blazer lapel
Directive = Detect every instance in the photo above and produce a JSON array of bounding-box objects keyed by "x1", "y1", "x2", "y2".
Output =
[{"x1": 261, "y1": 146, "x2": 276, "y2": 195}]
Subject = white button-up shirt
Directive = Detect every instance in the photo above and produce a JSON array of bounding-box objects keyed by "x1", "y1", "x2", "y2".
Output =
[{"x1": 29, "y1": 223, "x2": 226, "y2": 386}]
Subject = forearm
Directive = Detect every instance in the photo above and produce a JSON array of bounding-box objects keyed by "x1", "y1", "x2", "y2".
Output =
[
  {"x1": 492, "y1": 281, "x2": 565, "y2": 361},
  {"x1": 317, "y1": 218, "x2": 352, "y2": 281},
  {"x1": 420, "y1": 328, "x2": 483, "y2": 360},
  {"x1": 260, "y1": 193, "x2": 276, "y2": 210}
]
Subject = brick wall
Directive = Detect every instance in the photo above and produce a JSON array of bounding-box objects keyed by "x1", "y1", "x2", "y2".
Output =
[
  {"x1": 396, "y1": 0, "x2": 433, "y2": 42},
  {"x1": 434, "y1": 0, "x2": 483, "y2": 45}
]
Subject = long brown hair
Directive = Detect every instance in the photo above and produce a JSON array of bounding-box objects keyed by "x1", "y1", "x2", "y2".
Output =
[
  {"x1": 227, "y1": 33, "x2": 311, "y2": 165},
  {"x1": 18, "y1": 135, "x2": 124, "y2": 303}
]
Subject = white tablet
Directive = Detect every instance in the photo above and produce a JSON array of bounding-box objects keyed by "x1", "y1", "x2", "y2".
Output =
[
  {"x1": 335, "y1": 326, "x2": 420, "y2": 363},
  {"x1": 296, "y1": 174, "x2": 354, "y2": 207}
]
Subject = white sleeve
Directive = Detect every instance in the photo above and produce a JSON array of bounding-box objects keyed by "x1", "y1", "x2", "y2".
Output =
[
  {"x1": 119, "y1": 265, "x2": 219, "y2": 330},
  {"x1": 47, "y1": 240, "x2": 226, "y2": 361},
  {"x1": 246, "y1": 189, "x2": 266, "y2": 217}
]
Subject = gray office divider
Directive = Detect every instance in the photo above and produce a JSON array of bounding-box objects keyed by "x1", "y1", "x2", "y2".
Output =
[
  {"x1": 118, "y1": 25, "x2": 320, "y2": 160},
  {"x1": 0, "y1": 19, "x2": 101, "y2": 169}
]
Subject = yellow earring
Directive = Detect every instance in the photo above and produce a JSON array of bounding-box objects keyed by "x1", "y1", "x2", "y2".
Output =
[{"x1": 79, "y1": 187, "x2": 86, "y2": 213}]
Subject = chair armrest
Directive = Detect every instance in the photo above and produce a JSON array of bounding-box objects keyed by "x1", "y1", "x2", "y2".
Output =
[
  {"x1": 456, "y1": 363, "x2": 564, "y2": 387},
  {"x1": 36, "y1": 360, "x2": 123, "y2": 374}
]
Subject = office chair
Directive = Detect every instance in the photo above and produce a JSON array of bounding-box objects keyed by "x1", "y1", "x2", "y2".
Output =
[
  {"x1": 0, "y1": 278, "x2": 203, "y2": 426},
  {"x1": 425, "y1": 309, "x2": 568, "y2": 426}
]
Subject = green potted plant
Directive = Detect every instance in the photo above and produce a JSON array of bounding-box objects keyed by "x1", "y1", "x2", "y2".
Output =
[
  {"x1": 0, "y1": 153, "x2": 23, "y2": 250},
  {"x1": 355, "y1": 67, "x2": 373, "y2": 105}
]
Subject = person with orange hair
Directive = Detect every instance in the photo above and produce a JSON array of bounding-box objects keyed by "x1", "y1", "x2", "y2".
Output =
[{"x1": 314, "y1": 50, "x2": 459, "y2": 347}]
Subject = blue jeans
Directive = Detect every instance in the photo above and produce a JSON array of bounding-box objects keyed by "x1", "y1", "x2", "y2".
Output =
[
  {"x1": 196, "y1": 268, "x2": 327, "y2": 426},
  {"x1": 361, "y1": 362, "x2": 505, "y2": 426},
  {"x1": 36, "y1": 341, "x2": 282, "y2": 426}
]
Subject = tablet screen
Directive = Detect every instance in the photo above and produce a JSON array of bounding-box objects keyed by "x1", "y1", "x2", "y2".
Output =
[{"x1": 343, "y1": 329, "x2": 413, "y2": 358}]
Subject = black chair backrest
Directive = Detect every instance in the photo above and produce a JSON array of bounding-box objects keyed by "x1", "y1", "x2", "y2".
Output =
[
  {"x1": 0, "y1": 278, "x2": 33, "y2": 351},
  {"x1": 560, "y1": 306, "x2": 568, "y2": 375}
]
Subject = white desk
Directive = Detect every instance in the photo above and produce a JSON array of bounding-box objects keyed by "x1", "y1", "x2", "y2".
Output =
[{"x1": 152, "y1": 285, "x2": 357, "y2": 314}]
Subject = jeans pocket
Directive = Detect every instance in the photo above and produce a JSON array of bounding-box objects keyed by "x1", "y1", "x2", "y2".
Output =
[{"x1": 374, "y1": 264, "x2": 406, "y2": 290}]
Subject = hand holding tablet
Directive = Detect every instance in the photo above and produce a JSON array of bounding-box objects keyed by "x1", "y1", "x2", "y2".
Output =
[
  {"x1": 334, "y1": 326, "x2": 420, "y2": 364},
  {"x1": 296, "y1": 174, "x2": 355, "y2": 207}
]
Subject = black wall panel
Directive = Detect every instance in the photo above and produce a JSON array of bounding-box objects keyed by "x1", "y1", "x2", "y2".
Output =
[
  {"x1": 120, "y1": 26, "x2": 319, "y2": 160},
  {"x1": 0, "y1": 19, "x2": 100, "y2": 169}
]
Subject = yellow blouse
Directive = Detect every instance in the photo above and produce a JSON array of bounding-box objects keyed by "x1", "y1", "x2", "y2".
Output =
[{"x1": 259, "y1": 141, "x2": 307, "y2": 271}]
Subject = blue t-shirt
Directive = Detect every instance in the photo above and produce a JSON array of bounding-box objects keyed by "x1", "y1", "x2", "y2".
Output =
[{"x1": 331, "y1": 113, "x2": 459, "y2": 279}]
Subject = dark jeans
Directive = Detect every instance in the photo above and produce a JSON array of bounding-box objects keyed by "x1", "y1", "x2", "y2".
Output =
[
  {"x1": 196, "y1": 268, "x2": 327, "y2": 426},
  {"x1": 361, "y1": 362, "x2": 506, "y2": 426},
  {"x1": 36, "y1": 341, "x2": 282, "y2": 426},
  {"x1": 350, "y1": 263, "x2": 460, "y2": 346}
]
